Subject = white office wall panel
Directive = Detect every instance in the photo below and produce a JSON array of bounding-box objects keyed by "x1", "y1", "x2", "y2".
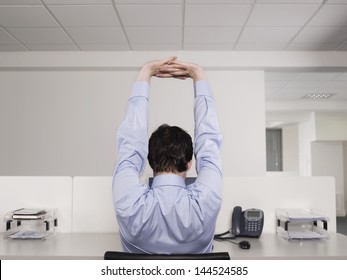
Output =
[
  {"x1": 206, "y1": 71, "x2": 266, "y2": 176},
  {"x1": 0, "y1": 177, "x2": 73, "y2": 233}
]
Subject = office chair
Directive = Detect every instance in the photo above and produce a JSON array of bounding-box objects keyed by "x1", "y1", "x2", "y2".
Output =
[{"x1": 104, "y1": 251, "x2": 230, "y2": 260}]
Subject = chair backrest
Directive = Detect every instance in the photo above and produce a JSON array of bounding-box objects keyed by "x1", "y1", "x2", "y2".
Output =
[{"x1": 104, "y1": 251, "x2": 230, "y2": 260}]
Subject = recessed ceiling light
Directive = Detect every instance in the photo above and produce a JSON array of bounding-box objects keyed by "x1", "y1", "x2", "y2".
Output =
[{"x1": 302, "y1": 93, "x2": 337, "y2": 100}]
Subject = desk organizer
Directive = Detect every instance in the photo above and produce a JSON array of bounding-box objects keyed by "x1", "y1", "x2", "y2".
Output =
[
  {"x1": 276, "y1": 208, "x2": 329, "y2": 240},
  {"x1": 3, "y1": 208, "x2": 57, "y2": 240}
]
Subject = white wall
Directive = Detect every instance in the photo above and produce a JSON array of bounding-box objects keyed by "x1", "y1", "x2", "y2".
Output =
[
  {"x1": 0, "y1": 66, "x2": 266, "y2": 177},
  {"x1": 311, "y1": 141, "x2": 345, "y2": 216},
  {"x1": 298, "y1": 112, "x2": 316, "y2": 176},
  {"x1": 310, "y1": 112, "x2": 347, "y2": 216},
  {"x1": 0, "y1": 70, "x2": 133, "y2": 176},
  {"x1": 315, "y1": 112, "x2": 347, "y2": 141}
]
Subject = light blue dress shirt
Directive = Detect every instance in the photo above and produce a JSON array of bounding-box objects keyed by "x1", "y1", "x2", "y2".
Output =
[{"x1": 113, "y1": 80, "x2": 222, "y2": 254}]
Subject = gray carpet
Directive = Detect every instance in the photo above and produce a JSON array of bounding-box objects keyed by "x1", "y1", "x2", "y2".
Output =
[{"x1": 337, "y1": 216, "x2": 347, "y2": 235}]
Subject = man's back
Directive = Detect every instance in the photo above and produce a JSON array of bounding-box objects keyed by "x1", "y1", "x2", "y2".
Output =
[
  {"x1": 113, "y1": 58, "x2": 222, "y2": 254},
  {"x1": 115, "y1": 174, "x2": 221, "y2": 253}
]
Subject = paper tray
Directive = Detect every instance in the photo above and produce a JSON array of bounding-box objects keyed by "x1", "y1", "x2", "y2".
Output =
[
  {"x1": 276, "y1": 208, "x2": 329, "y2": 240},
  {"x1": 3, "y1": 208, "x2": 58, "y2": 240}
]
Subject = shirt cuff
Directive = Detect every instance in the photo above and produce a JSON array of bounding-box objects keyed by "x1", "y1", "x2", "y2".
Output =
[
  {"x1": 194, "y1": 80, "x2": 213, "y2": 98},
  {"x1": 130, "y1": 81, "x2": 150, "y2": 100}
]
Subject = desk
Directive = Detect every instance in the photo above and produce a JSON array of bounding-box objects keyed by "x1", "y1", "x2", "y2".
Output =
[{"x1": 1, "y1": 233, "x2": 347, "y2": 260}]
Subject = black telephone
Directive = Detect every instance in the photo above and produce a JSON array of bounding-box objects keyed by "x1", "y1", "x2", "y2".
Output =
[{"x1": 231, "y1": 206, "x2": 264, "y2": 238}]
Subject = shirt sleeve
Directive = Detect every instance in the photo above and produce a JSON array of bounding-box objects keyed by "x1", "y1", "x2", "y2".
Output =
[
  {"x1": 113, "y1": 81, "x2": 150, "y2": 209},
  {"x1": 191, "y1": 80, "x2": 223, "y2": 204}
]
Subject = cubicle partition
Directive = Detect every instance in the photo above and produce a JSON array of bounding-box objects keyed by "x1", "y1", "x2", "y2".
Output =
[
  {"x1": 2, "y1": 175, "x2": 346, "y2": 260},
  {"x1": 0, "y1": 176, "x2": 73, "y2": 233},
  {"x1": 0, "y1": 176, "x2": 337, "y2": 234}
]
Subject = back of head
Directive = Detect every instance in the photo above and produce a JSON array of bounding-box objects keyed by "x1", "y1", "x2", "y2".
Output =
[{"x1": 148, "y1": 124, "x2": 193, "y2": 173}]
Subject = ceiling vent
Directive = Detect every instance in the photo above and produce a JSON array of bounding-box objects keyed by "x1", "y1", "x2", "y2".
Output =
[{"x1": 302, "y1": 93, "x2": 337, "y2": 100}]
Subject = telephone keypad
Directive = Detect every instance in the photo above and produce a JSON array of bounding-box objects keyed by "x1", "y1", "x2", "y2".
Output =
[{"x1": 244, "y1": 220, "x2": 261, "y2": 232}]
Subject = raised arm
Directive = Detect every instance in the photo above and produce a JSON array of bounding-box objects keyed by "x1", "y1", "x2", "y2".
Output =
[
  {"x1": 161, "y1": 60, "x2": 222, "y2": 176},
  {"x1": 113, "y1": 57, "x2": 178, "y2": 206}
]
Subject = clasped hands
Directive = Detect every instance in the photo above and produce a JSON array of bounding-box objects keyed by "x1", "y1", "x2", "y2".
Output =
[{"x1": 139, "y1": 56, "x2": 206, "y2": 82}]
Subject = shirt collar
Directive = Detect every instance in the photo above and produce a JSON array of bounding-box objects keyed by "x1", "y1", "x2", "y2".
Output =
[{"x1": 151, "y1": 174, "x2": 186, "y2": 189}]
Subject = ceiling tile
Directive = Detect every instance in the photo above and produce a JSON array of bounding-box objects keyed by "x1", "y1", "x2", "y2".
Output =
[
  {"x1": 115, "y1": 0, "x2": 182, "y2": 3},
  {"x1": 293, "y1": 26, "x2": 347, "y2": 43},
  {"x1": 27, "y1": 44, "x2": 79, "y2": 51},
  {"x1": 308, "y1": 4, "x2": 347, "y2": 26},
  {"x1": 265, "y1": 80, "x2": 291, "y2": 89},
  {"x1": 184, "y1": 27, "x2": 242, "y2": 43},
  {"x1": 234, "y1": 43, "x2": 287, "y2": 50},
  {"x1": 0, "y1": 44, "x2": 27, "y2": 51},
  {"x1": 265, "y1": 72, "x2": 301, "y2": 81},
  {"x1": 238, "y1": 26, "x2": 300, "y2": 43},
  {"x1": 271, "y1": 88, "x2": 316, "y2": 100},
  {"x1": 48, "y1": 5, "x2": 120, "y2": 27},
  {"x1": 247, "y1": 4, "x2": 320, "y2": 26},
  {"x1": 184, "y1": 43, "x2": 234, "y2": 50},
  {"x1": 117, "y1": 5, "x2": 181, "y2": 26},
  {"x1": 186, "y1": 0, "x2": 253, "y2": 3},
  {"x1": 131, "y1": 43, "x2": 181, "y2": 50},
  {"x1": 125, "y1": 27, "x2": 181, "y2": 43},
  {"x1": 7, "y1": 27, "x2": 73, "y2": 44},
  {"x1": 78, "y1": 44, "x2": 130, "y2": 51},
  {"x1": 256, "y1": 0, "x2": 324, "y2": 3},
  {"x1": 326, "y1": 0, "x2": 347, "y2": 4},
  {"x1": 333, "y1": 73, "x2": 347, "y2": 81},
  {"x1": 185, "y1": 4, "x2": 251, "y2": 26},
  {"x1": 0, "y1": 0, "x2": 42, "y2": 4},
  {"x1": 321, "y1": 80, "x2": 347, "y2": 87},
  {"x1": 0, "y1": 28, "x2": 21, "y2": 44},
  {"x1": 66, "y1": 27, "x2": 127, "y2": 44},
  {"x1": 295, "y1": 72, "x2": 339, "y2": 81},
  {"x1": 286, "y1": 43, "x2": 340, "y2": 51},
  {"x1": 0, "y1": 6, "x2": 58, "y2": 28},
  {"x1": 42, "y1": 0, "x2": 112, "y2": 4},
  {"x1": 335, "y1": 43, "x2": 347, "y2": 50}
]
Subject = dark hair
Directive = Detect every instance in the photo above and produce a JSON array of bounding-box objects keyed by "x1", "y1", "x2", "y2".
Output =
[{"x1": 148, "y1": 124, "x2": 193, "y2": 173}]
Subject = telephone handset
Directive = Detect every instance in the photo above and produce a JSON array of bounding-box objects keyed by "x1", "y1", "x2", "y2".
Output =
[{"x1": 232, "y1": 206, "x2": 264, "y2": 238}]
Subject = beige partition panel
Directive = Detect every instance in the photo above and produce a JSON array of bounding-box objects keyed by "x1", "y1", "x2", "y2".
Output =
[
  {"x1": 0, "y1": 176, "x2": 73, "y2": 232},
  {"x1": 72, "y1": 176, "x2": 118, "y2": 233},
  {"x1": 217, "y1": 176, "x2": 336, "y2": 234},
  {"x1": 71, "y1": 176, "x2": 336, "y2": 234}
]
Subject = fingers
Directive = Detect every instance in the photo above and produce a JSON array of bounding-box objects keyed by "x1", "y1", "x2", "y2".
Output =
[
  {"x1": 156, "y1": 65, "x2": 190, "y2": 79},
  {"x1": 162, "y1": 56, "x2": 177, "y2": 65},
  {"x1": 151, "y1": 57, "x2": 196, "y2": 80}
]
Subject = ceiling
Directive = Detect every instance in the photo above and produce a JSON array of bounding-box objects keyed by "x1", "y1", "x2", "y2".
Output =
[
  {"x1": 1, "y1": 0, "x2": 347, "y2": 51},
  {"x1": 1, "y1": 0, "x2": 347, "y2": 103}
]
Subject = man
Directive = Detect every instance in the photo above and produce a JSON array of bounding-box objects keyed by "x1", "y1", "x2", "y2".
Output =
[{"x1": 113, "y1": 57, "x2": 222, "y2": 254}]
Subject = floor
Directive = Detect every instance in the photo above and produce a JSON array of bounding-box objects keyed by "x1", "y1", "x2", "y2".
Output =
[{"x1": 337, "y1": 216, "x2": 347, "y2": 235}]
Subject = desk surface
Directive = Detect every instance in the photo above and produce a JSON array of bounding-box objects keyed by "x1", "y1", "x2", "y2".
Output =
[{"x1": 1, "y1": 233, "x2": 347, "y2": 260}]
